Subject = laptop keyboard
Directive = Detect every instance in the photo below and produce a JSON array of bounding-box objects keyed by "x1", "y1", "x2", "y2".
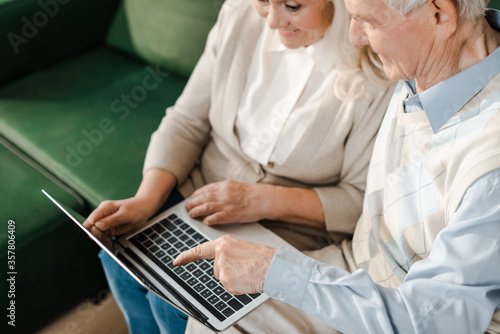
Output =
[{"x1": 129, "y1": 213, "x2": 261, "y2": 321}]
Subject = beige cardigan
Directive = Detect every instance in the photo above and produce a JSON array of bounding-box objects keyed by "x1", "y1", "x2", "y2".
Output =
[{"x1": 143, "y1": 0, "x2": 394, "y2": 235}]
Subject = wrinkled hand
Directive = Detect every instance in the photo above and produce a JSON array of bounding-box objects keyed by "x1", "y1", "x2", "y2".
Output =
[
  {"x1": 83, "y1": 197, "x2": 157, "y2": 237},
  {"x1": 174, "y1": 235, "x2": 277, "y2": 295},
  {"x1": 185, "y1": 180, "x2": 272, "y2": 225}
]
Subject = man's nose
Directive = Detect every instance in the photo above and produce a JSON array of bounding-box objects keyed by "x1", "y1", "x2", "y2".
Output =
[{"x1": 349, "y1": 19, "x2": 369, "y2": 48}]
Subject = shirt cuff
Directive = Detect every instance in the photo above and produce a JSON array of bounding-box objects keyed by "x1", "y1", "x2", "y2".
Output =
[{"x1": 263, "y1": 246, "x2": 317, "y2": 309}]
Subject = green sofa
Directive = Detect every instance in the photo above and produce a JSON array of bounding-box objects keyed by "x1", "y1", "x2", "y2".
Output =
[
  {"x1": 0, "y1": 0, "x2": 220, "y2": 332},
  {"x1": 1, "y1": 0, "x2": 500, "y2": 333}
]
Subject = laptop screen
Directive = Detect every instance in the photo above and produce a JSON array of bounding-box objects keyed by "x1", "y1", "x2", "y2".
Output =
[{"x1": 42, "y1": 190, "x2": 115, "y2": 256}]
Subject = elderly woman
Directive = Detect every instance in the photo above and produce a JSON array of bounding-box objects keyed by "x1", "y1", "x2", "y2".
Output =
[
  {"x1": 85, "y1": 0, "x2": 393, "y2": 332},
  {"x1": 176, "y1": 0, "x2": 500, "y2": 333}
]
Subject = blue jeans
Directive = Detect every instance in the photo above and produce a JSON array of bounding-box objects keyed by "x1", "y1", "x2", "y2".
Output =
[{"x1": 99, "y1": 190, "x2": 188, "y2": 334}]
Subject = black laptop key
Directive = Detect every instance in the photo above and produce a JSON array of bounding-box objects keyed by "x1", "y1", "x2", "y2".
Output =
[
  {"x1": 173, "y1": 218, "x2": 184, "y2": 225},
  {"x1": 174, "y1": 241, "x2": 184, "y2": 249},
  {"x1": 187, "y1": 278, "x2": 198, "y2": 286},
  {"x1": 234, "y1": 294, "x2": 252, "y2": 305},
  {"x1": 186, "y1": 239, "x2": 196, "y2": 247},
  {"x1": 179, "y1": 222, "x2": 190, "y2": 230},
  {"x1": 155, "y1": 250, "x2": 166, "y2": 258},
  {"x1": 164, "y1": 221, "x2": 177, "y2": 231},
  {"x1": 143, "y1": 240, "x2": 153, "y2": 248},
  {"x1": 222, "y1": 307, "x2": 235, "y2": 318},
  {"x1": 167, "y1": 236, "x2": 177, "y2": 244},
  {"x1": 149, "y1": 245, "x2": 160, "y2": 253},
  {"x1": 213, "y1": 286, "x2": 225, "y2": 295},
  {"x1": 206, "y1": 281, "x2": 217, "y2": 289},
  {"x1": 199, "y1": 262, "x2": 211, "y2": 271},
  {"x1": 220, "y1": 292, "x2": 232, "y2": 302},
  {"x1": 215, "y1": 301, "x2": 227, "y2": 311},
  {"x1": 143, "y1": 228, "x2": 155, "y2": 236},
  {"x1": 161, "y1": 257, "x2": 170, "y2": 264},
  {"x1": 181, "y1": 272, "x2": 192, "y2": 281},
  {"x1": 208, "y1": 295, "x2": 220, "y2": 305},
  {"x1": 168, "y1": 214, "x2": 178, "y2": 221},
  {"x1": 192, "y1": 233, "x2": 205, "y2": 242},
  {"x1": 193, "y1": 269, "x2": 204, "y2": 277},
  {"x1": 173, "y1": 230, "x2": 183, "y2": 236},
  {"x1": 228, "y1": 298, "x2": 244, "y2": 311},
  {"x1": 199, "y1": 275, "x2": 210, "y2": 284},
  {"x1": 186, "y1": 228, "x2": 196, "y2": 235},
  {"x1": 201, "y1": 289, "x2": 212, "y2": 298},
  {"x1": 248, "y1": 293, "x2": 261, "y2": 299},
  {"x1": 206, "y1": 268, "x2": 214, "y2": 277},
  {"x1": 152, "y1": 224, "x2": 166, "y2": 233},
  {"x1": 174, "y1": 266, "x2": 185, "y2": 275},
  {"x1": 194, "y1": 283, "x2": 205, "y2": 292},
  {"x1": 167, "y1": 248, "x2": 178, "y2": 256},
  {"x1": 179, "y1": 234, "x2": 189, "y2": 242},
  {"x1": 134, "y1": 233, "x2": 148, "y2": 243},
  {"x1": 150, "y1": 233, "x2": 162, "y2": 242},
  {"x1": 161, "y1": 243, "x2": 169, "y2": 250},
  {"x1": 186, "y1": 264, "x2": 197, "y2": 272}
]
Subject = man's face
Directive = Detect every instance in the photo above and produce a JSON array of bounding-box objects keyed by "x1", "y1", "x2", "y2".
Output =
[{"x1": 345, "y1": 0, "x2": 434, "y2": 82}]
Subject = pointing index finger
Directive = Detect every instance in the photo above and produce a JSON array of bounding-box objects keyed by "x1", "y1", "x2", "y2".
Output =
[{"x1": 173, "y1": 240, "x2": 217, "y2": 266}]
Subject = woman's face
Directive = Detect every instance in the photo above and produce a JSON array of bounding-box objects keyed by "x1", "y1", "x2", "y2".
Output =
[{"x1": 252, "y1": 0, "x2": 334, "y2": 49}]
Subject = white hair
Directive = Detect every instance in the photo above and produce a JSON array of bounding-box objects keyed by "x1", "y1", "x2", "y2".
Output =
[
  {"x1": 327, "y1": 0, "x2": 392, "y2": 99},
  {"x1": 384, "y1": 0, "x2": 489, "y2": 21}
]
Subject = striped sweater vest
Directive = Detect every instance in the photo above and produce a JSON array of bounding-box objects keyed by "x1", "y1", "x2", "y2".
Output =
[{"x1": 352, "y1": 74, "x2": 500, "y2": 331}]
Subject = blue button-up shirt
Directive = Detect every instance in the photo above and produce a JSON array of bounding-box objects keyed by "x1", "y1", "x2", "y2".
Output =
[{"x1": 264, "y1": 9, "x2": 500, "y2": 334}]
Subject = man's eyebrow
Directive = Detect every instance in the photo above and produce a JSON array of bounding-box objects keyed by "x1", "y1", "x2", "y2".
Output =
[{"x1": 352, "y1": 12, "x2": 379, "y2": 25}]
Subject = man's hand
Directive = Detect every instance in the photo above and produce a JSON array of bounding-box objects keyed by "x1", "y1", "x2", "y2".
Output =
[{"x1": 174, "y1": 235, "x2": 277, "y2": 295}]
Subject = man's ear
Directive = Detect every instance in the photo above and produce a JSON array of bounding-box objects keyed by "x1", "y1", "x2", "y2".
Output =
[{"x1": 430, "y1": 0, "x2": 458, "y2": 40}]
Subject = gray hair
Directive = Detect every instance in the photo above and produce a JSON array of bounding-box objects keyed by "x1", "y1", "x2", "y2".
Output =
[{"x1": 384, "y1": 0, "x2": 489, "y2": 21}]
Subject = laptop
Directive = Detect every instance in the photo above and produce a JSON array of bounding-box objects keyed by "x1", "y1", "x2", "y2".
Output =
[{"x1": 42, "y1": 189, "x2": 294, "y2": 332}]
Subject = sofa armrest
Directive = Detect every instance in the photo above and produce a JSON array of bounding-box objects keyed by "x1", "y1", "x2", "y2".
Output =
[{"x1": 0, "y1": 0, "x2": 121, "y2": 86}]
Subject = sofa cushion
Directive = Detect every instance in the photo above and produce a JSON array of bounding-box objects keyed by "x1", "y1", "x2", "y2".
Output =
[
  {"x1": 0, "y1": 47, "x2": 185, "y2": 207},
  {"x1": 0, "y1": 140, "x2": 106, "y2": 333},
  {"x1": 0, "y1": 0, "x2": 120, "y2": 86},
  {"x1": 106, "y1": 0, "x2": 221, "y2": 78},
  {"x1": 0, "y1": 139, "x2": 85, "y2": 250}
]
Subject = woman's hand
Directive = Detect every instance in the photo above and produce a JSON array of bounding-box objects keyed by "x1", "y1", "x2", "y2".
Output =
[
  {"x1": 83, "y1": 196, "x2": 158, "y2": 237},
  {"x1": 83, "y1": 168, "x2": 178, "y2": 237},
  {"x1": 185, "y1": 180, "x2": 272, "y2": 225}
]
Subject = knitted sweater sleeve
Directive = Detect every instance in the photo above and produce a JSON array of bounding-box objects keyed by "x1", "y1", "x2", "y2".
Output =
[{"x1": 313, "y1": 83, "x2": 395, "y2": 235}]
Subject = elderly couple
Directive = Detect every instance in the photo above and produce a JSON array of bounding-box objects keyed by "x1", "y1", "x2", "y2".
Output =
[{"x1": 84, "y1": 0, "x2": 500, "y2": 332}]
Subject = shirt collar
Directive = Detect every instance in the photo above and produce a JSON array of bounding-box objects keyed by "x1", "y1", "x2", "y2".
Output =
[
  {"x1": 267, "y1": 25, "x2": 335, "y2": 76},
  {"x1": 403, "y1": 9, "x2": 500, "y2": 133}
]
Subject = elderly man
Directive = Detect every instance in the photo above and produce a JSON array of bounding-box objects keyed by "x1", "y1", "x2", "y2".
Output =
[{"x1": 176, "y1": 0, "x2": 500, "y2": 332}]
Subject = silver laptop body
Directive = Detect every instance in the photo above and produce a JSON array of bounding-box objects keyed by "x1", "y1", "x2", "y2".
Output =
[{"x1": 42, "y1": 189, "x2": 293, "y2": 332}]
